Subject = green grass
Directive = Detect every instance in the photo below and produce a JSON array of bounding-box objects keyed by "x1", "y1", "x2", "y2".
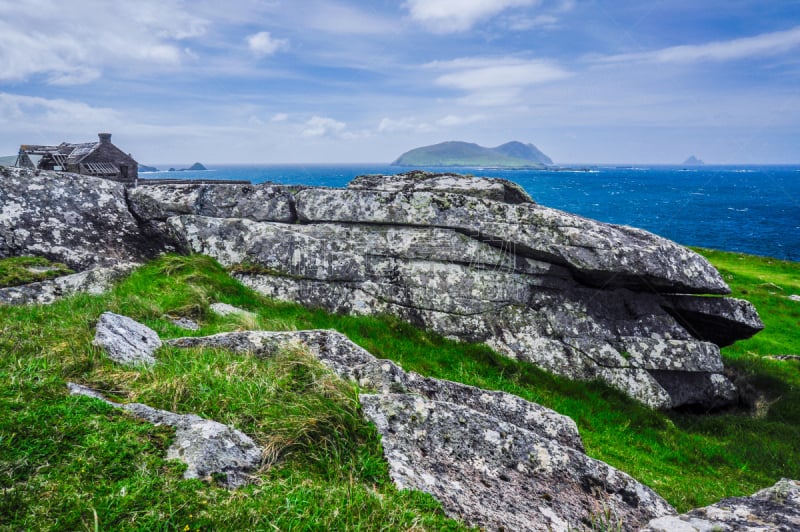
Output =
[
  {"x1": 0, "y1": 256, "x2": 72, "y2": 287},
  {"x1": 1, "y1": 249, "x2": 798, "y2": 529}
]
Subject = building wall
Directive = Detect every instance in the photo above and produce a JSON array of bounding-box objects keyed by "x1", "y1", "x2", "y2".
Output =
[{"x1": 81, "y1": 142, "x2": 139, "y2": 184}]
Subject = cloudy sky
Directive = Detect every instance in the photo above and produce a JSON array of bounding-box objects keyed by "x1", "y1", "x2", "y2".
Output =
[{"x1": 1, "y1": 0, "x2": 798, "y2": 164}]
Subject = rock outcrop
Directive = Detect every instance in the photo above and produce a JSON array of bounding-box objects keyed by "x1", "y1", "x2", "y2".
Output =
[
  {"x1": 0, "y1": 166, "x2": 163, "y2": 269},
  {"x1": 169, "y1": 328, "x2": 675, "y2": 530},
  {"x1": 1, "y1": 166, "x2": 763, "y2": 409},
  {"x1": 68, "y1": 382, "x2": 261, "y2": 488},
  {"x1": 643, "y1": 478, "x2": 800, "y2": 531}
]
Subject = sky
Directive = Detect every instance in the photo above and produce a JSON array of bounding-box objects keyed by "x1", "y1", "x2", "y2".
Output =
[{"x1": 1, "y1": 0, "x2": 799, "y2": 165}]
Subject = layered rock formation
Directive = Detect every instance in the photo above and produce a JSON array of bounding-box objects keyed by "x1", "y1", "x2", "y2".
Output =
[{"x1": 1, "y1": 166, "x2": 763, "y2": 409}]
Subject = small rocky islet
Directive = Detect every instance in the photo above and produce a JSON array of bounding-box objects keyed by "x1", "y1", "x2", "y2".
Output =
[{"x1": 1, "y1": 164, "x2": 794, "y2": 531}]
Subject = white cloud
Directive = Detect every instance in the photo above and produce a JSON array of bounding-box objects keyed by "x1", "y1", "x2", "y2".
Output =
[
  {"x1": 303, "y1": 2, "x2": 399, "y2": 35},
  {"x1": 377, "y1": 117, "x2": 432, "y2": 133},
  {"x1": 0, "y1": 2, "x2": 207, "y2": 84},
  {"x1": 301, "y1": 116, "x2": 348, "y2": 138},
  {"x1": 271, "y1": 113, "x2": 289, "y2": 122},
  {"x1": 600, "y1": 25, "x2": 800, "y2": 65},
  {"x1": 0, "y1": 92, "x2": 119, "y2": 129},
  {"x1": 436, "y1": 114, "x2": 487, "y2": 126},
  {"x1": 247, "y1": 31, "x2": 288, "y2": 56},
  {"x1": 425, "y1": 57, "x2": 571, "y2": 105},
  {"x1": 404, "y1": 0, "x2": 539, "y2": 32}
]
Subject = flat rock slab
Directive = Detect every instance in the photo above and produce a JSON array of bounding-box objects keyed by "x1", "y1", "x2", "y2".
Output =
[
  {"x1": 0, "y1": 263, "x2": 137, "y2": 305},
  {"x1": 348, "y1": 171, "x2": 534, "y2": 204},
  {"x1": 93, "y1": 311, "x2": 161, "y2": 366},
  {"x1": 68, "y1": 383, "x2": 261, "y2": 488},
  {"x1": 361, "y1": 393, "x2": 673, "y2": 531},
  {"x1": 643, "y1": 478, "x2": 800, "y2": 531}
]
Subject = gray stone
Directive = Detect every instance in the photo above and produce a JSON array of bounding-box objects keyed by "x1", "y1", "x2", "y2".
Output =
[
  {"x1": 294, "y1": 186, "x2": 730, "y2": 294},
  {"x1": 67, "y1": 383, "x2": 261, "y2": 488},
  {"x1": 169, "y1": 215, "x2": 741, "y2": 408},
  {"x1": 789, "y1": 294, "x2": 800, "y2": 302},
  {"x1": 167, "y1": 330, "x2": 584, "y2": 451},
  {"x1": 209, "y1": 302, "x2": 256, "y2": 319},
  {"x1": 660, "y1": 295, "x2": 764, "y2": 347},
  {"x1": 0, "y1": 166, "x2": 162, "y2": 269},
  {"x1": 361, "y1": 393, "x2": 674, "y2": 531},
  {"x1": 0, "y1": 262, "x2": 137, "y2": 305},
  {"x1": 348, "y1": 170, "x2": 534, "y2": 204},
  {"x1": 92, "y1": 311, "x2": 161, "y2": 366},
  {"x1": 171, "y1": 317, "x2": 200, "y2": 330},
  {"x1": 168, "y1": 328, "x2": 675, "y2": 529},
  {"x1": 127, "y1": 182, "x2": 297, "y2": 224},
  {"x1": 642, "y1": 478, "x2": 800, "y2": 532}
]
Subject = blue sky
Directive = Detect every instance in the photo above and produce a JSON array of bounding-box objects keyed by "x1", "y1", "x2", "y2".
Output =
[{"x1": 1, "y1": 0, "x2": 799, "y2": 164}]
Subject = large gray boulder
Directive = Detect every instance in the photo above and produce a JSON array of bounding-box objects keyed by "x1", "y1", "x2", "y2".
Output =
[
  {"x1": 92, "y1": 311, "x2": 162, "y2": 366},
  {"x1": 165, "y1": 213, "x2": 757, "y2": 409},
  {"x1": 0, "y1": 166, "x2": 162, "y2": 269},
  {"x1": 169, "y1": 329, "x2": 674, "y2": 530},
  {"x1": 68, "y1": 382, "x2": 261, "y2": 488},
  {"x1": 643, "y1": 478, "x2": 800, "y2": 531}
]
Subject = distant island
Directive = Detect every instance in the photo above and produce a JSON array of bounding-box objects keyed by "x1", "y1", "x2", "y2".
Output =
[
  {"x1": 166, "y1": 162, "x2": 208, "y2": 172},
  {"x1": 392, "y1": 141, "x2": 553, "y2": 168},
  {"x1": 139, "y1": 164, "x2": 159, "y2": 173},
  {"x1": 682, "y1": 155, "x2": 704, "y2": 165}
]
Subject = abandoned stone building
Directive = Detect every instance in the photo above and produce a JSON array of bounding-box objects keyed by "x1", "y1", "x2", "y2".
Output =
[{"x1": 15, "y1": 133, "x2": 138, "y2": 185}]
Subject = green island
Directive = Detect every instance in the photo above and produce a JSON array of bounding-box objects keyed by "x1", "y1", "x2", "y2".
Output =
[
  {"x1": 1, "y1": 248, "x2": 798, "y2": 530},
  {"x1": 392, "y1": 140, "x2": 553, "y2": 168}
]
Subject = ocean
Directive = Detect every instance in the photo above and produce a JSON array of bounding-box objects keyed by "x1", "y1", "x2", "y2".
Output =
[{"x1": 141, "y1": 164, "x2": 800, "y2": 262}]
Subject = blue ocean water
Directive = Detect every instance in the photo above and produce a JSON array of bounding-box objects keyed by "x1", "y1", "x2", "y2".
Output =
[{"x1": 142, "y1": 164, "x2": 800, "y2": 262}]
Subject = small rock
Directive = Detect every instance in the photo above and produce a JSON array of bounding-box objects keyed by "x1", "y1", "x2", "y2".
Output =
[
  {"x1": 789, "y1": 294, "x2": 800, "y2": 302},
  {"x1": 209, "y1": 302, "x2": 256, "y2": 319},
  {"x1": 642, "y1": 478, "x2": 800, "y2": 532},
  {"x1": 171, "y1": 317, "x2": 200, "y2": 331},
  {"x1": 92, "y1": 312, "x2": 161, "y2": 366},
  {"x1": 68, "y1": 382, "x2": 262, "y2": 488}
]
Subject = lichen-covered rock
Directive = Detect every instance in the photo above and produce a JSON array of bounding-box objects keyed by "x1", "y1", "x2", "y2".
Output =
[
  {"x1": 0, "y1": 166, "x2": 162, "y2": 269},
  {"x1": 92, "y1": 311, "x2": 161, "y2": 366},
  {"x1": 348, "y1": 170, "x2": 534, "y2": 204},
  {"x1": 361, "y1": 393, "x2": 674, "y2": 531},
  {"x1": 643, "y1": 478, "x2": 800, "y2": 531},
  {"x1": 127, "y1": 182, "x2": 297, "y2": 223},
  {"x1": 169, "y1": 328, "x2": 674, "y2": 528},
  {"x1": 660, "y1": 295, "x2": 764, "y2": 347},
  {"x1": 68, "y1": 383, "x2": 261, "y2": 488},
  {"x1": 209, "y1": 302, "x2": 257, "y2": 319},
  {"x1": 167, "y1": 329, "x2": 583, "y2": 450},
  {"x1": 167, "y1": 214, "x2": 748, "y2": 409},
  {"x1": 0, "y1": 262, "x2": 137, "y2": 305},
  {"x1": 294, "y1": 186, "x2": 730, "y2": 294}
]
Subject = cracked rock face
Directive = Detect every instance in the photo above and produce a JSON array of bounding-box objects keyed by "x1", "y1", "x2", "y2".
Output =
[
  {"x1": 170, "y1": 328, "x2": 674, "y2": 530},
  {"x1": 68, "y1": 383, "x2": 261, "y2": 488},
  {"x1": 0, "y1": 166, "x2": 163, "y2": 269},
  {"x1": 161, "y1": 207, "x2": 760, "y2": 409},
  {"x1": 643, "y1": 478, "x2": 800, "y2": 532}
]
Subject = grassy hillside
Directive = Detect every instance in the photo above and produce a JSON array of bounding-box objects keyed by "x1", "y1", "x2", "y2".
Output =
[{"x1": 1, "y1": 249, "x2": 798, "y2": 529}]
